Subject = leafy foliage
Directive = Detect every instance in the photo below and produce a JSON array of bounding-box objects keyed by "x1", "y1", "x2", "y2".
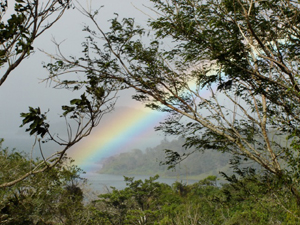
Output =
[
  {"x1": 0, "y1": 139, "x2": 87, "y2": 224},
  {"x1": 20, "y1": 107, "x2": 49, "y2": 137},
  {"x1": 0, "y1": 0, "x2": 72, "y2": 86},
  {"x1": 0, "y1": 2, "x2": 121, "y2": 186},
  {"x1": 1, "y1": 138, "x2": 300, "y2": 223},
  {"x1": 45, "y1": 0, "x2": 300, "y2": 203},
  {"x1": 85, "y1": 173, "x2": 300, "y2": 224},
  {"x1": 3, "y1": 0, "x2": 300, "y2": 222}
]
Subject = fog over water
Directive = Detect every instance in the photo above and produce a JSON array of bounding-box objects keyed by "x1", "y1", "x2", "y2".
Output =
[{"x1": 82, "y1": 172, "x2": 198, "y2": 194}]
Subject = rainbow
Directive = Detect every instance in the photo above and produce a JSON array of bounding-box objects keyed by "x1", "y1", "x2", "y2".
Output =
[
  {"x1": 68, "y1": 102, "x2": 167, "y2": 172},
  {"x1": 69, "y1": 80, "x2": 217, "y2": 173}
]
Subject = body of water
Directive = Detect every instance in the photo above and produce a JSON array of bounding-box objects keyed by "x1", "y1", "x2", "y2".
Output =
[{"x1": 82, "y1": 172, "x2": 198, "y2": 194}]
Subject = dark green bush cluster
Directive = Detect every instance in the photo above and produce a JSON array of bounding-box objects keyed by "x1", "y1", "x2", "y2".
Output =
[{"x1": 1, "y1": 138, "x2": 300, "y2": 224}]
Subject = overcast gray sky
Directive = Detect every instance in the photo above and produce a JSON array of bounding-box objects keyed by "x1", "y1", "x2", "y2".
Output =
[{"x1": 0, "y1": 0, "x2": 165, "y2": 156}]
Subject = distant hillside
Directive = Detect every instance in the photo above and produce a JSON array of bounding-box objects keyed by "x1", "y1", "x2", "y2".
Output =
[{"x1": 98, "y1": 137, "x2": 233, "y2": 179}]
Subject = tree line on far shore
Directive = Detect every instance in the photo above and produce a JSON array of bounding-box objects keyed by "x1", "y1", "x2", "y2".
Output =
[{"x1": 99, "y1": 137, "x2": 232, "y2": 178}]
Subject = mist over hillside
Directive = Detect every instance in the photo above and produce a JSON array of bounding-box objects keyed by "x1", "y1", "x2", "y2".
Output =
[{"x1": 99, "y1": 137, "x2": 234, "y2": 179}]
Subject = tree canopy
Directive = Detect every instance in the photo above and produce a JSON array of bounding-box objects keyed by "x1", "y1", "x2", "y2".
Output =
[
  {"x1": 45, "y1": 0, "x2": 300, "y2": 202},
  {"x1": 2, "y1": 0, "x2": 300, "y2": 222},
  {"x1": 0, "y1": 0, "x2": 122, "y2": 188},
  {"x1": 0, "y1": 139, "x2": 87, "y2": 224},
  {"x1": 0, "y1": 0, "x2": 72, "y2": 86}
]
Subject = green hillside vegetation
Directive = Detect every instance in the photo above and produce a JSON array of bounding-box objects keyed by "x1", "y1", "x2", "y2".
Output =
[
  {"x1": 87, "y1": 174, "x2": 300, "y2": 225},
  {"x1": 2, "y1": 137, "x2": 300, "y2": 224},
  {"x1": 99, "y1": 137, "x2": 232, "y2": 179},
  {"x1": 45, "y1": 0, "x2": 300, "y2": 208},
  {"x1": 0, "y1": 139, "x2": 86, "y2": 224},
  {"x1": 3, "y1": 0, "x2": 300, "y2": 223}
]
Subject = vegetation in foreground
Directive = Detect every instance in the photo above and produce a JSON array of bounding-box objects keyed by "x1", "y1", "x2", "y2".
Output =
[
  {"x1": 46, "y1": 0, "x2": 300, "y2": 207},
  {"x1": 1, "y1": 140, "x2": 300, "y2": 225},
  {"x1": 2, "y1": 1, "x2": 300, "y2": 210},
  {"x1": 2, "y1": 0, "x2": 300, "y2": 223}
]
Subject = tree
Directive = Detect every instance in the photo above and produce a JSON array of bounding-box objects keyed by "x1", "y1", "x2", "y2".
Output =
[
  {"x1": 0, "y1": 0, "x2": 73, "y2": 86},
  {"x1": 91, "y1": 175, "x2": 180, "y2": 224},
  {"x1": 44, "y1": 0, "x2": 300, "y2": 202},
  {"x1": 0, "y1": 140, "x2": 87, "y2": 224},
  {"x1": 88, "y1": 174, "x2": 299, "y2": 224},
  {"x1": 0, "y1": 76, "x2": 118, "y2": 188},
  {"x1": 0, "y1": 0, "x2": 120, "y2": 188}
]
